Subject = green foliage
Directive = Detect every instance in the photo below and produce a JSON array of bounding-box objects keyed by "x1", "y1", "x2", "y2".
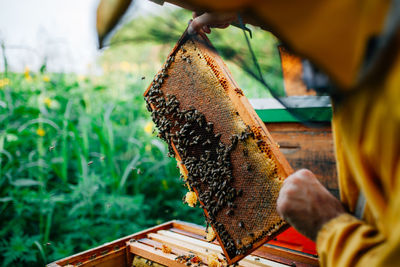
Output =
[{"x1": 0, "y1": 70, "x2": 203, "y2": 266}]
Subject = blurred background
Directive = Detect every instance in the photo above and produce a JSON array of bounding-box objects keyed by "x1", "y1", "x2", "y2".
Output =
[{"x1": 0, "y1": 0, "x2": 282, "y2": 265}]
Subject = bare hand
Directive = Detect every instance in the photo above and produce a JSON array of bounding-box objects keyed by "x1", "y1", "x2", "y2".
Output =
[
  {"x1": 188, "y1": 12, "x2": 237, "y2": 35},
  {"x1": 277, "y1": 169, "x2": 345, "y2": 241}
]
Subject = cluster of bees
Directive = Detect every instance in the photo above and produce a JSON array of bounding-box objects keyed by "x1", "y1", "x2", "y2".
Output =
[
  {"x1": 175, "y1": 254, "x2": 203, "y2": 266},
  {"x1": 174, "y1": 252, "x2": 239, "y2": 267}
]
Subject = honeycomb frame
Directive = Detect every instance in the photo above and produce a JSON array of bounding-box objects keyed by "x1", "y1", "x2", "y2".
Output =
[{"x1": 144, "y1": 30, "x2": 293, "y2": 264}]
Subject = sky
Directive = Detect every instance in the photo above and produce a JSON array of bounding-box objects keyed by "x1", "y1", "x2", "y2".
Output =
[{"x1": 0, "y1": 0, "x2": 168, "y2": 74}]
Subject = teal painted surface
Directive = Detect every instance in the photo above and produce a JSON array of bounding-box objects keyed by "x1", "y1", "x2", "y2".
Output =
[{"x1": 255, "y1": 107, "x2": 332, "y2": 122}]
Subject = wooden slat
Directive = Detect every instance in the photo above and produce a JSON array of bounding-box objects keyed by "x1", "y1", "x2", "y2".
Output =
[
  {"x1": 77, "y1": 249, "x2": 126, "y2": 267},
  {"x1": 48, "y1": 220, "x2": 175, "y2": 267},
  {"x1": 52, "y1": 248, "x2": 126, "y2": 267},
  {"x1": 158, "y1": 230, "x2": 222, "y2": 253},
  {"x1": 158, "y1": 230, "x2": 286, "y2": 267},
  {"x1": 267, "y1": 122, "x2": 338, "y2": 198},
  {"x1": 170, "y1": 227, "x2": 209, "y2": 241},
  {"x1": 172, "y1": 220, "x2": 207, "y2": 237},
  {"x1": 130, "y1": 242, "x2": 185, "y2": 267},
  {"x1": 138, "y1": 238, "x2": 192, "y2": 257},
  {"x1": 254, "y1": 245, "x2": 318, "y2": 267}
]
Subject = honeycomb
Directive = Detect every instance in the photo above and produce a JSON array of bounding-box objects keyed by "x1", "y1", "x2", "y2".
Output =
[{"x1": 144, "y1": 32, "x2": 293, "y2": 264}]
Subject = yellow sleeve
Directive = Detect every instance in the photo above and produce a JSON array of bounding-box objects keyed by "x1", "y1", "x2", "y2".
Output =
[{"x1": 317, "y1": 209, "x2": 400, "y2": 267}]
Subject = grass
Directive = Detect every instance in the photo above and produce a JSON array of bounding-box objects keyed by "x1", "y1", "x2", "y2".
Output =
[{"x1": 0, "y1": 70, "x2": 204, "y2": 266}]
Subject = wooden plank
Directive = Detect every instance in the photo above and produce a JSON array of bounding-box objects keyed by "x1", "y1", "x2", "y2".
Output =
[
  {"x1": 130, "y1": 242, "x2": 185, "y2": 267},
  {"x1": 52, "y1": 248, "x2": 126, "y2": 267},
  {"x1": 172, "y1": 220, "x2": 207, "y2": 237},
  {"x1": 253, "y1": 246, "x2": 318, "y2": 267},
  {"x1": 48, "y1": 220, "x2": 175, "y2": 267},
  {"x1": 170, "y1": 227, "x2": 209, "y2": 241},
  {"x1": 77, "y1": 249, "x2": 126, "y2": 267},
  {"x1": 125, "y1": 242, "x2": 134, "y2": 267},
  {"x1": 138, "y1": 237, "x2": 191, "y2": 257},
  {"x1": 158, "y1": 230, "x2": 287, "y2": 267},
  {"x1": 267, "y1": 122, "x2": 338, "y2": 198},
  {"x1": 158, "y1": 230, "x2": 222, "y2": 253}
]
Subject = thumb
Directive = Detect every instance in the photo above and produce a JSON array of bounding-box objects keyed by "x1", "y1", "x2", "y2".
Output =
[{"x1": 188, "y1": 14, "x2": 212, "y2": 35}]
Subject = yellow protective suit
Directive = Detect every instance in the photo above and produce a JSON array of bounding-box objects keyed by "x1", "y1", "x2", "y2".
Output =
[
  {"x1": 317, "y1": 47, "x2": 400, "y2": 266},
  {"x1": 177, "y1": 0, "x2": 400, "y2": 266}
]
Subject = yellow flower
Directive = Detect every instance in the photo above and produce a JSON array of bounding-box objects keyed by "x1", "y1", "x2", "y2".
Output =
[
  {"x1": 24, "y1": 66, "x2": 32, "y2": 81},
  {"x1": 43, "y1": 97, "x2": 52, "y2": 108},
  {"x1": 42, "y1": 75, "x2": 50, "y2": 82},
  {"x1": 162, "y1": 179, "x2": 168, "y2": 190},
  {"x1": 144, "y1": 122, "x2": 153, "y2": 134},
  {"x1": 119, "y1": 61, "x2": 131, "y2": 72},
  {"x1": 36, "y1": 128, "x2": 46, "y2": 137},
  {"x1": 0, "y1": 78, "x2": 10, "y2": 88}
]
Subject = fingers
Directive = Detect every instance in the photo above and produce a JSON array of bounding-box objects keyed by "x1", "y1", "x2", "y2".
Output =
[
  {"x1": 188, "y1": 12, "x2": 237, "y2": 35},
  {"x1": 277, "y1": 168, "x2": 345, "y2": 241},
  {"x1": 188, "y1": 13, "x2": 212, "y2": 34},
  {"x1": 192, "y1": 11, "x2": 201, "y2": 19},
  {"x1": 202, "y1": 25, "x2": 211, "y2": 34}
]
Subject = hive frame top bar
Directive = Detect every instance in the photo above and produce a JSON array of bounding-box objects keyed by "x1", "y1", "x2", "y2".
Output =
[{"x1": 144, "y1": 28, "x2": 294, "y2": 264}]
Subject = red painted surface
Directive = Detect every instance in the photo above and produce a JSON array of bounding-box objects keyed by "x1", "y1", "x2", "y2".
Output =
[{"x1": 267, "y1": 227, "x2": 317, "y2": 255}]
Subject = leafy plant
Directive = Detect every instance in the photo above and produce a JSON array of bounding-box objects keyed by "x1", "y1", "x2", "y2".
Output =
[{"x1": 0, "y1": 70, "x2": 203, "y2": 266}]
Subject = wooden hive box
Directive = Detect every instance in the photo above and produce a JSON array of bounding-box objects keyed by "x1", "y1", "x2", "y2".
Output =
[{"x1": 47, "y1": 220, "x2": 319, "y2": 267}]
